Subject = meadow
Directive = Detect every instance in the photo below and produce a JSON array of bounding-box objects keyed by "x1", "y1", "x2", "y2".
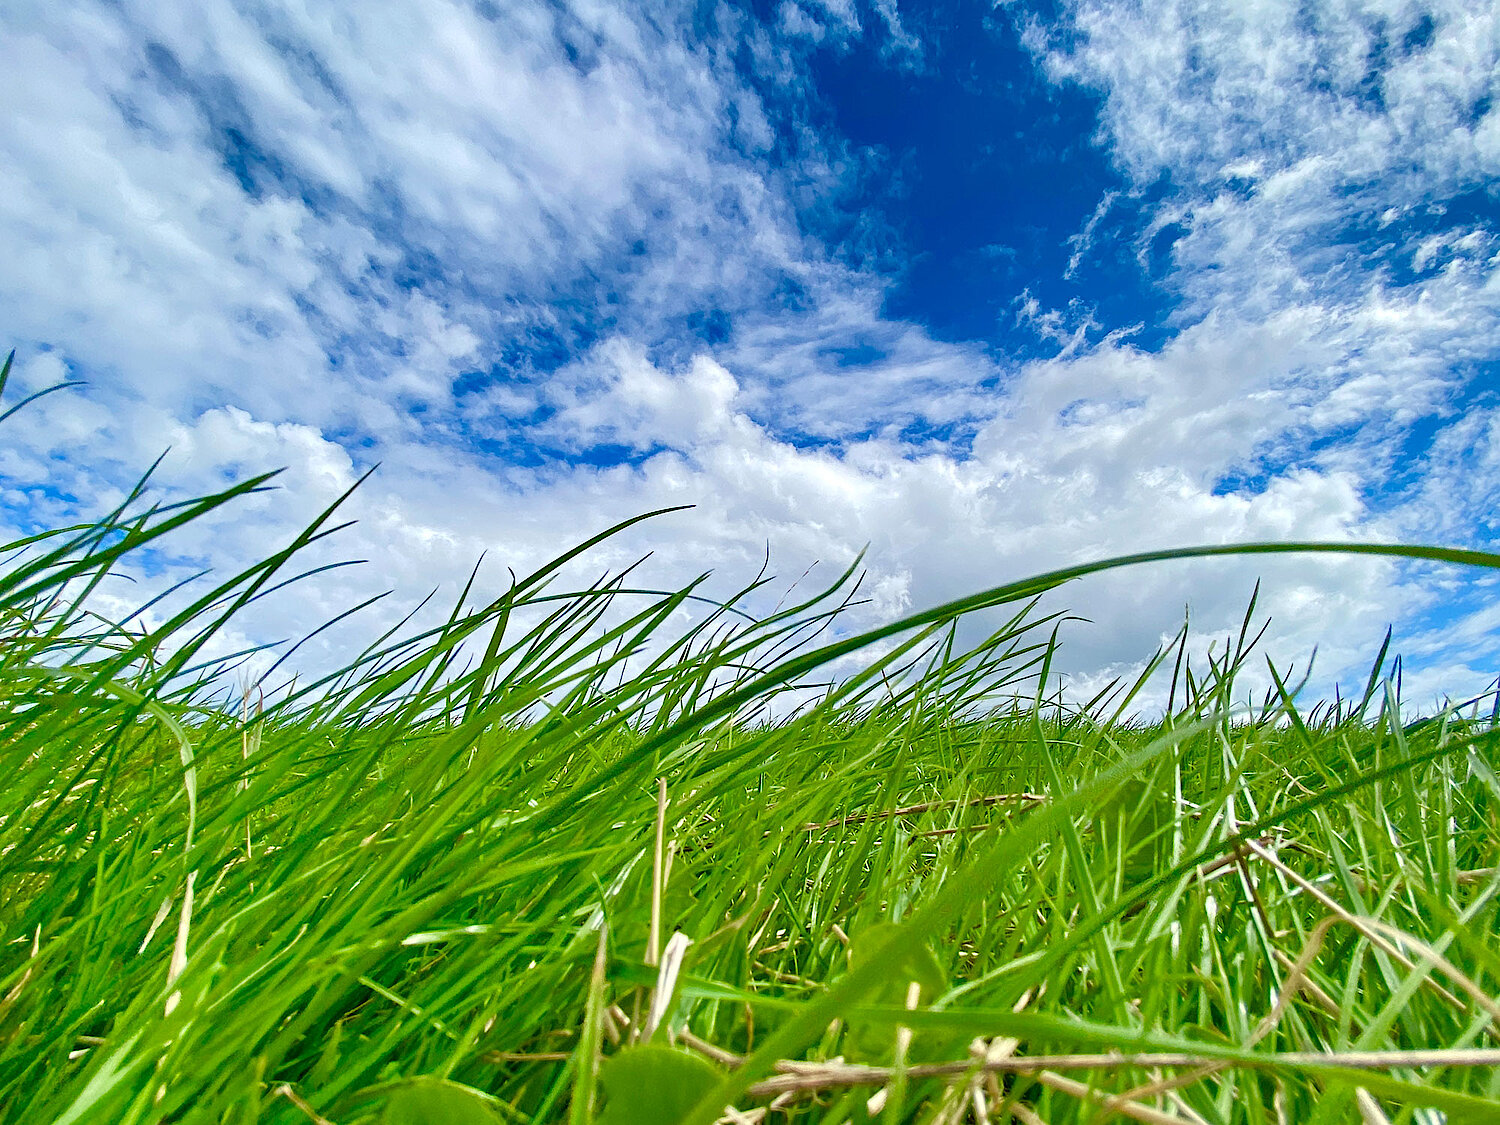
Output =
[{"x1": 2, "y1": 356, "x2": 1499, "y2": 1124}]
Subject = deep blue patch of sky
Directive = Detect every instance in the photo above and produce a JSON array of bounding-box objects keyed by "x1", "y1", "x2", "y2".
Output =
[
  {"x1": 1294, "y1": 181, "x2": 1491, "y2": 289},
  {"x1": 772, "y1": 1, "x2": 1179, "y2": 357}
]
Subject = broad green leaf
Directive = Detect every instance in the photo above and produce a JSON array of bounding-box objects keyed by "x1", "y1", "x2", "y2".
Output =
[
  {"x1": 596, "y1": 1046, "x2": 721, "y2": 1125},
  {"x1": 841, "y1": 921, "x2": 951, "y2": 1063},
  {"x1": 382, "y1": 1078, "x2": 501, "y2": 1125}
]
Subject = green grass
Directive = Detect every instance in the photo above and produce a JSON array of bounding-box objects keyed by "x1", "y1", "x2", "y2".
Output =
[{"x1": 2, "y1": 357, "x2": 1499, "y2": 1123}]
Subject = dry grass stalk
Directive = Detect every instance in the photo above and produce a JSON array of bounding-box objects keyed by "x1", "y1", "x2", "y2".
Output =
[
  {"x1": 1245, "y1": 840, "x2": 1479, "y2": 1013},
  {"x1": 273, "y1": 1084, "x2": 336, "y2": 1125},
  {"x1": 1032, "y1": 1068, "x2": 1197, "y2": 1124},
  {"x1": 741, "y1": 1047, "x2": 1500, "y2": 1098}
]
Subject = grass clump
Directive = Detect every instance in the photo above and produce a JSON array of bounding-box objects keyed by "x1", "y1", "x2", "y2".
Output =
[{"x1": 1, "y1": 356, "x2": 1499, "y2": 1123}]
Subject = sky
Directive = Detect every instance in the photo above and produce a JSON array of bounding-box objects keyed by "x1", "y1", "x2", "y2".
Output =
[{"x1": 2, "y1": 0, "x2": 1499, "y2": 712}]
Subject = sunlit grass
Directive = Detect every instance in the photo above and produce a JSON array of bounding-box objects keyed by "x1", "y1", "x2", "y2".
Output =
[{"x1": 2, "y1": 354, "x2": 1498, "y2": 1123}]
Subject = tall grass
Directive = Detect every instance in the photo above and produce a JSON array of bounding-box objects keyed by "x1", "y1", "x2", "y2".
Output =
[{"x1": 2, "y1": 355, "x2": 1498, "y2": 1124}]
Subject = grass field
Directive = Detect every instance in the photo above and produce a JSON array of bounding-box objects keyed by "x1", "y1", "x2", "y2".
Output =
[{"x1": 3, "y1": 362, "x2": 1500, "y2": 1124}]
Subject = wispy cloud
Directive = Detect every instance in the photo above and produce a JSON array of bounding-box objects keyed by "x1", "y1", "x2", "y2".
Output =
[{"x1": 1064, "y1": 189, "x2": 1118, "y2": 279}]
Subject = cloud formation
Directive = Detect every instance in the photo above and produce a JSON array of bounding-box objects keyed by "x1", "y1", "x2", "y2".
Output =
[{"x1": 2, "y1": 0, "x2": 1497, "y2": 712}]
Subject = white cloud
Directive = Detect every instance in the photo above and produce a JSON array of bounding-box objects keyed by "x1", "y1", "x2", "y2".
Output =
[
  {"x1": 1064, "y1": 190, "x2": 1118, "y2": 279},
  {"x1": 780, "y1": 3, "x2": 832, "y2": 44},
  {"x1": 724, "y1": 287, "x2": 1005, "y2": 439},
  {"x1": 548, "y1": 339, "x2": 742, "y2": 449},
  {"x1": 0, "y1": 0, "x2": 833, "y2": 437}
]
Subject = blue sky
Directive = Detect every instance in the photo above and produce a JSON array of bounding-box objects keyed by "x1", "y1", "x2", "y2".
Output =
[{"x1": 2, "y1": 0, "x2": 1498, "y2": 708}]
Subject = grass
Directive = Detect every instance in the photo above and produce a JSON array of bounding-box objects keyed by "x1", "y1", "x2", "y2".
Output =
[{"x1": 2, "y1": 356, "x2": 1499, "y2": 1123}]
